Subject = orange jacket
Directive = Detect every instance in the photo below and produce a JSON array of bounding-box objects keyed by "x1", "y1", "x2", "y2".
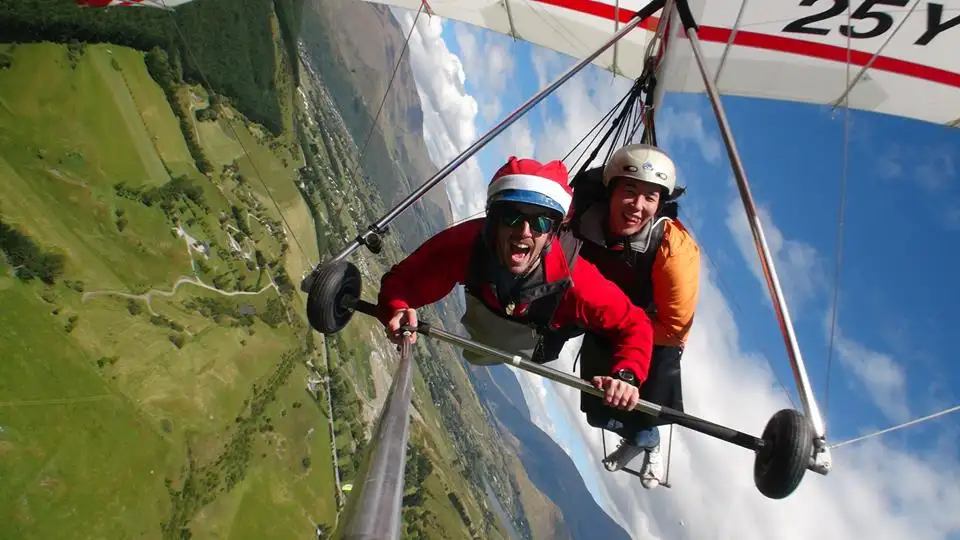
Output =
[
  {"x1": 573, "y1": 214, "x2": 700, "y2": 348},
  {"x1": 650, "y1": 219, "x2": 700, "y2": 347}
]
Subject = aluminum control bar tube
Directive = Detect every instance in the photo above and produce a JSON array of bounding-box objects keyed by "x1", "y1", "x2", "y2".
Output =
[
  {"x1": 672, "y1": 0, "x2": 827, "y2": 440},
  {"x1": 345, "y1": 299, "x2": 830, "y2": 467},
  {"x1": 416, "y1": 319, "x2": 768, "y2": 453},
  {"x1": 321, "y1": 0, "x2": 666, "y2": 267},
  {"x1": 337, "y1": 338, "x2": 415, "y2": 540}
]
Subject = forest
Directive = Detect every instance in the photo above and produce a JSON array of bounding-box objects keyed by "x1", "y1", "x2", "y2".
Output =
[{"x1": 0, "y1": 0, "x2": 303, "y2": 134}]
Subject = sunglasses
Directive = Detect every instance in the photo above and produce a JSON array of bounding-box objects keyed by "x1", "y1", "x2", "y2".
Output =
[{"x1": 497, "y1": 207, "x2": 556, "y2": 234}]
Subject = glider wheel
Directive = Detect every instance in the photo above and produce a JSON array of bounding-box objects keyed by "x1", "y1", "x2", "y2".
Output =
[
  {"x1": 306, "y1": 260, "x2": 362, "y2": 334},
  {"x1": 753, "y1": 408, "x2": 814, "y2": 500}
]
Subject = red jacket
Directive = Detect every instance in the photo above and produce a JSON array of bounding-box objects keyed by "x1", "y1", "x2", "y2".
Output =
[{"x1": 377, "y1": 218, "x2": 655, "y2": 382}]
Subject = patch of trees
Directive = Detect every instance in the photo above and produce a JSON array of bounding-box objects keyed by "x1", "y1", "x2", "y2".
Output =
[
  {"x1": 402, "y1": 442, "x2": 433, "y2": 507},
  {"x1": 161, "y1": 349, "x2": 301, "y2": 540},
  {"x1": 258, "y1": 296, "x2": 286, "y2": 328},
  {"x1": 447, "y1": 492, "x2": 472, "y2": 530},
  {"x1": 399, "y1": 440, "x2": 437, "y2": 540},
  {"x1": 273, "y1": 0, "x2": 303, "y2": 81},
  {"x1": 143, "y1": 47, "x2": 212, "y2": 175},
  {"x1": 64, "y1": 314, "x2": 79, "y2": 333},
  {"x1": 230, "y1": 205, "x2": 251, "y2": 237},
  {"x1": 0, "y1": 0, "x2": 301, "y2": 136},
  {"x1": 114, "y1": 208, "x2": 128, "y2": 232},
  {"x1": 127, "y1": 298, "x2": 143, "y2": 315},
  {"x1": 149, "y1": 312, "x2": 185, "y2": 333},
  {"x1": 114, "y1": 174, "x2": 208, "y2": 219},
  {"x1": 65, "y1": 38, "x2": 85, "y2": 69},
  {"x1": 0, "y1": 44, "x2": 15, "y2": 70},
  {"x1": 328, "y1": 364, "x2": 369, "y2": 479},
  {"x1": 97, "y1": 355, "x2": 119, "y2": 369},
  {"x1": 0, "y1": 218, "x2": 66, "y2": 285}
]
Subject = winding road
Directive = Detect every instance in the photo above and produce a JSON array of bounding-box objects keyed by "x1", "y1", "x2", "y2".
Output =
[{"x1": 82, "y1": 275, "x2": 277, "y2": 316}]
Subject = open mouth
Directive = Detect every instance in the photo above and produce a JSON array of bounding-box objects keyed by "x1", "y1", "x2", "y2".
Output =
[
  {"x1": 509, "y1": 241, "x2": 532, "y2": 264},
  {"x1": 623, "y1": 214, "x2": 642, "y2": 227}
]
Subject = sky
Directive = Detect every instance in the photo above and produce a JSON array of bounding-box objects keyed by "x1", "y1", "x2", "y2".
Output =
[{"x1": 386, "y1": 6, "x2": 960, "y2": 540}]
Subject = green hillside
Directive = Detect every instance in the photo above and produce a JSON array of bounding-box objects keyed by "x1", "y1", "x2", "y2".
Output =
[{"x1": 0, "y1": 39, "x2": 326, "y2": 540}]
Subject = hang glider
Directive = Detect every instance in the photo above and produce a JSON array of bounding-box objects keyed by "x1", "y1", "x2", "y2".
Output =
[
  {"x1": 361, "y1": 0, "x2": 960, "y2": 127},
  {"x1": 74, "y1": 0, "x2": 193, "y2": 10}
]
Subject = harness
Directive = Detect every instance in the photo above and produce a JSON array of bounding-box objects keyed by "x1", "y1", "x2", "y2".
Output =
[
  {"x1": 568, "y1": 166, "x2": 669, "y2": 314},
  {"x1": 462, "y1": 227, "x2": 583, "y2": 363}
]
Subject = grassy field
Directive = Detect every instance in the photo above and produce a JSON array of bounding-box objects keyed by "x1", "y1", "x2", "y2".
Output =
[
  {"x1": 1, "y1": 19, "x2": 529, "y2": 539},
  {"x1": 0, "y1": 40, "x2": 339, "y2": 539}
]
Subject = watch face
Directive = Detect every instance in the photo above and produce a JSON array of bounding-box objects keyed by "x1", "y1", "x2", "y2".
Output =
[{"x1": 617, "y1": 369, "x2": 635, "y2": 383}]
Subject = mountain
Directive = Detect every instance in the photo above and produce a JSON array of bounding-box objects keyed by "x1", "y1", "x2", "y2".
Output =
[
  {"x1": 468, "y1": 364, "x2": 634, "y2": 540},
  {"x1": 299, "y1": 0, "x2": 451, "y2": 252}
]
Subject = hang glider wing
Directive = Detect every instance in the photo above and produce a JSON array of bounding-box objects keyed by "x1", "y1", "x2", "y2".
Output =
[
  {"x1": 361, "y1": 0, "x2": 960, "y2": 127},
  {"x1": 74, "y1": 0, "x2": 192, "y2": 10}
]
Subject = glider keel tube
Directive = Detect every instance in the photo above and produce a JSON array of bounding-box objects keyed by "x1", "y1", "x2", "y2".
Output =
[
  {"x1": 301, "y1": 0, "x2": 667, "y2": 278},
  {"x1": 673, "y1": 0, "x2": 829, "y2": 458},
  {"x1": 338, "y1": 338, "x2": 415, "y2": 540}
]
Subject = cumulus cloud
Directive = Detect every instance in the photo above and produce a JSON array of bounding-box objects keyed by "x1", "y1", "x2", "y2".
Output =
[
  {"x1": 828, "y1": 324, "x2": 912, "y2": 423},
  {"x1": 452, "y1": 22, "x2": 515, "y2": 122},
  {"x1": 657, "y1": 106, "x2": 724, "y2": 166},
  {"x1": 395, "y1": 14, "x2": 960, "y2": 540},
  {"x1": 874, "y1": 139, "x2": 959, "y2": 229},
  {"x1": 724, "y1": 196, "x2": 828, "y2": 314},
  {"x1": 392, "y1": 10, "x2": 486, "y2": 221}
]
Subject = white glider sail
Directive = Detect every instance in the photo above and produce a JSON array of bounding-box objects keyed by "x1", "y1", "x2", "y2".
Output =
[{"x1": 362, "y1": 0, "x2": 960, "y2": 127}]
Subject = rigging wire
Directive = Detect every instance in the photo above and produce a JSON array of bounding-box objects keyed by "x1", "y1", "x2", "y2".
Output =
[
  {"x1": 829, "y1": 404, "x2": 960, "y2": 450},
  {"x1": 345, "y1": 3, "x2": 425, "y2": 187},
  {"x1": 158, "y1": 0, "x2": 312, "y2": 273},
  {"x1": 823, "y1": 0, "x2": 855, "y2": 436}
]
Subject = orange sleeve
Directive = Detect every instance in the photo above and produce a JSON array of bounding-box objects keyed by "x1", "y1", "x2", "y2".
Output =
[{"x1": 651, "y1": 220, "x2": 701, "y2": 346}]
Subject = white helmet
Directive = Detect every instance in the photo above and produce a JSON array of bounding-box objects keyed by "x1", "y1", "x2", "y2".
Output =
[{"x1": 602, "y1": 143, "x2": 677, "y2": 196}]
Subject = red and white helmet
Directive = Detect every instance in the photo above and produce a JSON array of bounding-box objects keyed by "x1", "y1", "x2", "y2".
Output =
[{"x1": 486, "y1": 157, "x2": 573, "y2": 218}]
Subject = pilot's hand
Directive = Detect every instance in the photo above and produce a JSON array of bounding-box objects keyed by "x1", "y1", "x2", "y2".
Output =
[
  {"x1": 386, "y1": 308, "x2": 418, "y2": 345},
  {"x1": 592, "y1": 376, "x2": 639, "y2": 411}
]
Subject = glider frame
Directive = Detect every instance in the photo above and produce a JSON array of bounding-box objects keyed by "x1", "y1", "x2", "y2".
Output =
[{"x1": 304, "y1": 1, "x2": 832, "y2": 527}]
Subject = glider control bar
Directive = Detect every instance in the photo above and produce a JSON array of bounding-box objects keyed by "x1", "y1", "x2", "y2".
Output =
[{"x1": 347, "y1": 298, "x2": 834, "y2": 473}]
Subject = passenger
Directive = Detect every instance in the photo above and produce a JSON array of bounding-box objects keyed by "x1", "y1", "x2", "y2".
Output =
[{"x1": 565, "y1": 143, "x2": 701, "y2": 488}]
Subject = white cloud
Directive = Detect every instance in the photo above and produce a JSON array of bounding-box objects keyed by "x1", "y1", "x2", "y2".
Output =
[
  {"x1": 392, "y1": 10, "x2": 486, "y2": 221},
  {"x1": 657, "y1": 106, "x2": 724, "y2": 165},
  {"x1": 724, "y1": 196, "x2": 827, "y2": 313},
  {"x1": 829, "y1": 325, "x2": 911, "y2": 423},
  {"x1": 501, "y1": 118, "x2": 536, "y2": 159},
  {"x1": 395, "y1": 14, "x2": 960, "y2": 540},
  {"x1": 452, "y1": 22, "x2": 513, "y2": 123},
  {"x1": 723, "y1": 192, "x2": 911, "y2": 424}
]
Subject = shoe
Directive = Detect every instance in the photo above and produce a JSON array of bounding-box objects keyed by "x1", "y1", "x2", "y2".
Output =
[
  {"x1": 640, "y1": 445, "x2": 664, "y2": 489},
  {"x1": 602, "y1": 439, "x2": 646, "y2": 472}
]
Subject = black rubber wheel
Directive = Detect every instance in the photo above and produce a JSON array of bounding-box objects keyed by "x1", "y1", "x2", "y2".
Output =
[
  {"x1": 305, "y1": 260, "x2": 362, "y2": 334},
  {"x1": 753, "y1": 408, "x2": 814, "y2": 499}
]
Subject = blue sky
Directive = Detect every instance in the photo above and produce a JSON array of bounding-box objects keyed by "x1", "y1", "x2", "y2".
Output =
[
  {"x1": 439, "y1": 18, "x2": 960, "y2": 449},
  {"x1": 390, "y1": 7, "x2": 960, "y2": 539}
]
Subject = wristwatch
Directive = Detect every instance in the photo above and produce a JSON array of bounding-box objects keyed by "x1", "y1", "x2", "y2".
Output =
[{"x1": 613, "y1": 368, "x2": 637, "y2": 386}]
